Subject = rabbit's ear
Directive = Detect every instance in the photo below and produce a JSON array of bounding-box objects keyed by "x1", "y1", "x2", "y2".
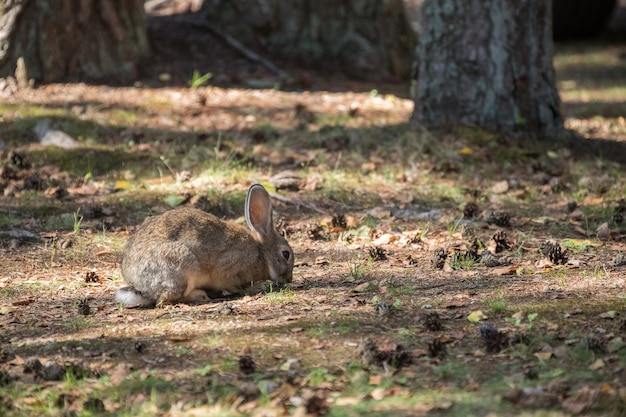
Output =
[{"x1": 245, "y1": 184, "x2": 273, "y2": 236}]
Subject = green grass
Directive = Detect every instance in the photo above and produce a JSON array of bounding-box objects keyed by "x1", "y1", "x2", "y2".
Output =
[
  {"x1": 263, "y1": 286, "x2": 295, "y2": 304},
  {"x1": 488, "y1": 298, "x2": 509, "y2": 314}
]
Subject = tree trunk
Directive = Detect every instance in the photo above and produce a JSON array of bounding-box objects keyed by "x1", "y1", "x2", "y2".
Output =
[
  {"x1": 0, "y1": 0, "x2": 149, "y2": 84},
  {"x1": 411, "y1": 0, "x2": 563, "y2": 137},
  {"x1": 201, "y1": 0, "x2": 416, "y2": 81}
]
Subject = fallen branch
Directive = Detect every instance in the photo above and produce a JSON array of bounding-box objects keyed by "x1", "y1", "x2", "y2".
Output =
[
  {"x1": 268, "y1": 192, "x2": 325, "y2": 214},
  {"x1": 198, "y1": 22, "x2": 294, "y2": 83}
]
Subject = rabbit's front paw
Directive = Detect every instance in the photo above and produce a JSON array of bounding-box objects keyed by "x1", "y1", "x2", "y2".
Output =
[{"x1": 186, "y1": 289, "x2": 210, "y2": 303}]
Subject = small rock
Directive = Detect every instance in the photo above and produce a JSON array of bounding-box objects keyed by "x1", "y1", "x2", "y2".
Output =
[
  {"x1": 596, "y1": 222, "x2": 610, "y2": 241},
  {"x1": 491, "y1": 180, "x2": 509, "y2": 194},
  {"x1": 269, "y1": 171, "x2": 303, "y2": 191},
  {"x1": 34, "y1": 120, "x2": 79, "y2": 149}
]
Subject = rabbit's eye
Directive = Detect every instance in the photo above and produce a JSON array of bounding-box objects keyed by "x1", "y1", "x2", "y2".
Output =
[{"x1": 282, "y1": 250, "x2": 291, "y2": 260}]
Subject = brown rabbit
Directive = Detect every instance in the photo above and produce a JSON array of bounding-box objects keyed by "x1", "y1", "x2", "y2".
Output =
[{"x1": 116, "y1": 184, "x2": 294, "y2": 308}]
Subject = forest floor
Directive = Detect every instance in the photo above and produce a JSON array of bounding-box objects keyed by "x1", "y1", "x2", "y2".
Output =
[{"x1": 1, "y1": 5, "x2": 626, "y2": 417}]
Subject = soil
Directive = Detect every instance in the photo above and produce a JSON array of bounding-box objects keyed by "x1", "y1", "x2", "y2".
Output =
[{"x1": 0, "y1": 2, "x2": 625, "y2": 416}]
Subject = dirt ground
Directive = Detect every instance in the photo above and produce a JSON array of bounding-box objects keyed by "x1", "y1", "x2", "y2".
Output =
[{"x1": 1, "y1": 3, "x2": 626, "y2": 417}]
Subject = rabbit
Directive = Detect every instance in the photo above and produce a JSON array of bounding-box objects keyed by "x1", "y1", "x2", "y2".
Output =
[{"x1": 115, "y1": 184, "x2": 294, "y2": 308}]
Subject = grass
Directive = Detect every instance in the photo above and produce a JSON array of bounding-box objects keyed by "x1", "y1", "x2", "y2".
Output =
[
  {"x1": 188, "y1": 70, "x2": 213, "y2": 88},
  {"x1": 262, "y1": 286, "x2": 295, "y2": 304},
  {"x1": 488, "y1": 298, "x2": 509, "y2": 314},
  {"x1": 1, "y1": 39, "x2": 626, "y2": 417},
  {"x1": 347, "y1": 257, "x2": 374, "y2": 280}
]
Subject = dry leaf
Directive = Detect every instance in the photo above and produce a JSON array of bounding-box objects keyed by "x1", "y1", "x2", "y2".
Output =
[
  {"x1": 588, "y1": 359, "x2": 605, "y2": 370},
  {"x1": 110, "y1": 365, "x2": 130, "y2": 386},
  {"x1": 351, "y1": 283, "x2": 370, "y2": 293},
  {"x1": 432, "y1": 401, "x2": 454, "y2": 411},
  {"x1": 491, "y1": 180, "x2": 509, "y2": 194},
  {"x1": 335, "y1": 397, "x2": 361, "y2": 406},
  {"x1": 0, "y1": 306, "x2": 14, "y2": 315},
  {"x1": 598, "y1": 311, "x2": 617, "y2": 319},
  {"x1": 561, "y1": 398, "x2": 590, "y2": 415},
  {"x1": 583, "y1": 196, "x2": 604, "y2": 205},
  {"x1": 534, "y1": 351, "x2": 553, "y2": 361},
  {"x1": 492, "y1": 265, "x2": 517, "y2": 276},
  {"x1": 367, "y1": 207, "x2": 392, "y2": 219},
  {"x1": 370, "y1": 387, "x2": 386, "y2": 400},
  {"x1": 467, "y1": 310, "x2": 488, "y2": 323},
  {"x1": 372, "y1": 233, "x2": 398, "y2": 245},
  {"x1": 145, "y1": 176, "x2": 174, "y2": 185},
  {"x1": 368, "y1": 374, "x2": 383, "y2": 385},
  {"x1": 546, "y1": 322, "x2": 559, "y2": 331},
  {"x1": 113, "y1": 180, "x2": 133, "y2": 191},
  {"x1": 315, "y1": 257, "x2": 329, "y2": 266}
]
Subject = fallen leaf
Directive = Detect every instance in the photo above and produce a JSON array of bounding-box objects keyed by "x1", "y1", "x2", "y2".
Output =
[
  {"x1": 367, "y1": 207, "x2": 392, "y2": 219},
  {"x1": 110, "y1": 365, "x2": 130, "y2": 386},
  {"x1": 491, "y1": 180, "x2": 509, "y2": 194},
  {"x1": 67, "y1": 183, "x2": 99, "y2": 196},
  {"x1": 598, "y1": 310, "x2": 617, "y2": 319},
  {"x1": 534, "y1": 351, "x2": 553, "y2": 361},
  {"x1": 441, "y1": 300, "x2": 468, "y2": 309},
  {"x1": 8, "y1": 355, "x2": 24, "y2": 366},
  {"x1": 371, "y1": 233, "x2": 399, "y2": 245},
  {"x1": 164, "y1": 194, "x2": 186, "y2": 208},
  {"x1": 0, "y1": 306, "x2": 14, "y2": 315},
  {"x1": 561, "y1": 398, "x2": 590, "y2": 415},
  {"x1": 368, "y1": 374, "x2": 383, "y2": 385},
  {"x1": 302, "y1": 175, "x2": 322, "y2": 191},
  {"x1": 145, "y1": 176, "x2": 174, "y2": 185},
  {"x1": 546, "y1": 322, "x2": 559, "y2": 331},
  {"x1": 588, "y1": 359, "x2": 605, "y2": 370},
  {"x1": 335, "y1": 397, "x2": 361, "y2": 406},
  {"x1": 565, "y1": 308, "x2": 583, "y2": 318},
  {"x1": 370, "y1": 387, "x2": 386, "y2": 400},
  {"x1": 432, "y1": 401, "x2": 454, "y2": 411},
  {"x1": 473, "y1": 349, "x2": 486, "y2": 357},
  {"x1": 113, "y1": 180, "x2": 132, "y2": 191},
  {"x1": 412, "y1": 348, "x2": 429, "y2": 357},
  {"x1": 351, "y1": 283, "x2": 371, "y2": 293},
  {"x1": 492, "y1": 265, "x2": 517, "y2": 276},
  {"x1": 467, "y1": 310, "x2": 488, "y2": 323},
  {"x1": 511, "y1": 311, "x2": 525, "y2": 319}
]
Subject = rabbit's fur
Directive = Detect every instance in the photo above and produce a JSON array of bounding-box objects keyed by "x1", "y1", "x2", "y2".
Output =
[{"x1": 116, "y1": 184, "x2": 294, "y2": 308}]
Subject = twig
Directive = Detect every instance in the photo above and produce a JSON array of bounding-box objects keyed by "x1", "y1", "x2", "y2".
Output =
[
  {"x1": 198, "y1": 22, "x2": 294, "y2": 83},
  {"x1": 268, "y1": 192, "x2": 325, "y2": 214}
]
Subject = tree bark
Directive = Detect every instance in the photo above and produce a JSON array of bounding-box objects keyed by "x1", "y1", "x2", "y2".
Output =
[
  {"x1": 0, "y1": 0, "x2": 149, "y2": 84},
  {"x1": 201, "y1": 0, "x2": 416, "y2": 81},
  {"x1": 411, "y1": 0, "x2": 563, "y2": 137}
]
